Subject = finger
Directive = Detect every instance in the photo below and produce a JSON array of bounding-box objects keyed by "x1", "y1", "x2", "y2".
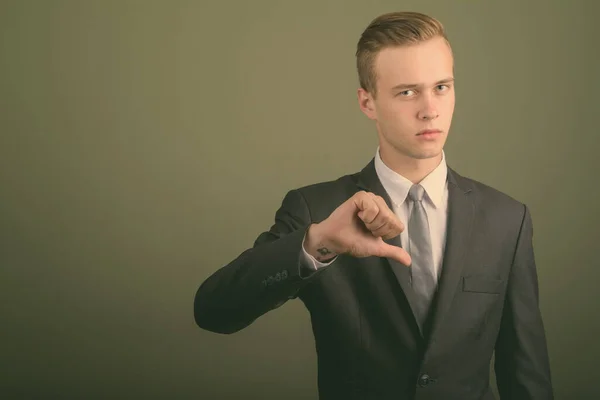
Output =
[
  {"x1": 354, "y1": 193, "x2": 379, "y2": 223},
  {"x1": 371, "y1": 215, "x2": 403, "y2": 239},
  {"x1": 372, "y1": 195, "x2": 405, "y2": 232},
  {"x1": 363, "y1": 194, "x2": 387, "y2": 230},
  {"x1": 376, "y1": 242, "x2": 412, "y2": 266},
  {"x1": 367, "y1": 195, "x2": 404, "y2": 234},
  {"x1": 366, "y1": 215, "x2": 387, "y2": 234},
  {"x1": 370, "y1": 221, "x2": 395, "y2": 238},
  {"x1": 380, "y1": 229, "x2": 402, "y2": 241}
]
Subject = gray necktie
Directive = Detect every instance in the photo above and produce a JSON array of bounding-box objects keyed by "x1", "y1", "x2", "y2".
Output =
[{"x1": 407, "y1": 184, "x2": 436, "y2": 326}]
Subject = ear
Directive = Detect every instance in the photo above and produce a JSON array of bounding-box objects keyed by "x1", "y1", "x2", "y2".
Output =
[{"x1": 357, "y1": 88, "x2": 377, "y2": 120}]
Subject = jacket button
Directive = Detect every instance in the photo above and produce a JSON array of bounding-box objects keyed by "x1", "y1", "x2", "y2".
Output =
[{"x1": 418, "y1": 374, "x2": 431, "y2": 387}]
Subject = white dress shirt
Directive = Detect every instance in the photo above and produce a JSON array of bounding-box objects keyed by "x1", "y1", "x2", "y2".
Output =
[{"x1": 301, "y1": 147, "x2": 449, "y2": 284}]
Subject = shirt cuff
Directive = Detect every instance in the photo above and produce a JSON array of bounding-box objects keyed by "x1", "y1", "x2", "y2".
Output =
[{"x1": 301, "y1": 230, "x2": 337, "y2": 270}]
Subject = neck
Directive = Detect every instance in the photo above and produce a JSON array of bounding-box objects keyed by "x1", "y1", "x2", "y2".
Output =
[{"x1": 379, "y1": 146, "x2": 442, "y2": 184}]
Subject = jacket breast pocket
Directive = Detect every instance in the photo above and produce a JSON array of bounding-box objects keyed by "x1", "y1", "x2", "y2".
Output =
[{"x1": 462, "y1": 276, "x2": 504, "y2": 294}]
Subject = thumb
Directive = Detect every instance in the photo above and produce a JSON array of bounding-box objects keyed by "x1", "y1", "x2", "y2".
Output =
[{"x1": 376, "y1": 242, "x2": 412, "y2": 267}]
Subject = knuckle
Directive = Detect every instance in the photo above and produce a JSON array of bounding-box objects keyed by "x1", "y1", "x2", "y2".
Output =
[
  {"x1": 354, "y1": 191, "x2": 366, "y2": 201},
  {"x1": 378, "y1": 226, "x2": 390, "y2": 237}
]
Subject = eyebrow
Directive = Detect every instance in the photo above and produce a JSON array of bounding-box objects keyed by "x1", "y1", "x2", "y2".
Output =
[{"x1": 391, "y1": 77, "x2": 455, "y2": 91}]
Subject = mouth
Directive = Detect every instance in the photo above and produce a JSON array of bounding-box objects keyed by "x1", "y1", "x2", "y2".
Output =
[
  {"x1": 416, "y1": 129, "x2": 442, "y2": 136},
  {"x1": 416, "y1": 129, "x2": 442, "y2": 141}
]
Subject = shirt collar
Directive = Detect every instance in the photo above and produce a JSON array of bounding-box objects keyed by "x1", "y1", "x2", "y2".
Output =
[{"x1": 374, "y1": 146, "x2": 448, "y2": 209}]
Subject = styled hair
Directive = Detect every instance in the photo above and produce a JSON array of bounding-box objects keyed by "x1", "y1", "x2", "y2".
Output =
[{"x1": 356, "y1": 11, "x2": 450, "y2": 97}]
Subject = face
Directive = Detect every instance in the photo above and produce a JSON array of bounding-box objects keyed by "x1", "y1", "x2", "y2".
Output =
[{"x1": 358, "y1": 36, "x2": 455, "y2": 162}]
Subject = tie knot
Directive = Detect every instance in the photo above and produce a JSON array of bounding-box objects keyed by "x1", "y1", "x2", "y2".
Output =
[{"x1": 408, "y1": 184, "x2": 425, "y2": 203}]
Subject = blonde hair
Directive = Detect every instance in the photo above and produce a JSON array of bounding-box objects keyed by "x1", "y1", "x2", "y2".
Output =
[{"x1": 356, "y1": 11, "x2": 450, "y2": 97}]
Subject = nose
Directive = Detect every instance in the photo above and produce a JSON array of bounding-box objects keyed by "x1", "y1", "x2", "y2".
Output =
[
  {"x1": 417, "y1": 95, "x2": 439, "y2": 121},
  {"x1": 419, "y1": 112, "x2": 438, "y2": 121}
]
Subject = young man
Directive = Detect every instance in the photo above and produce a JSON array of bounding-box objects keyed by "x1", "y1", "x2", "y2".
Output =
[{"x1": 194, "y1": 11, "x2": 553, "y2": 400}]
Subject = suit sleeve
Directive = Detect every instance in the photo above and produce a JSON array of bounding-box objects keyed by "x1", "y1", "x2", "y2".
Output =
[
  {"x1": 194, "y1": 189, "x2": 328, "y2": 334},
  {"x1": 494, "y1": 204, "x2": 554, "y2": 399}
]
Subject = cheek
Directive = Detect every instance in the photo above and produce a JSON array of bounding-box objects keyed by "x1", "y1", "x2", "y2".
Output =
[
  {"x1": 381, "y1": 103, "x2": 413, "y2": 123},
  {"x1": 445, "y1": 103, "x2": 455, "y2": 122},
  {"x1": 445, "y1": 94, "x2": 456, "y2": 112},
  {"x1": 381, "y1": 115, "x2": 415, "y2": 139}
]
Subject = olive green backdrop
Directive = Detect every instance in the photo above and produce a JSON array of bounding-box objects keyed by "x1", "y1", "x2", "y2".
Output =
[{"x1": 1, "y1": 0, "x2": 598, "y2": 399}]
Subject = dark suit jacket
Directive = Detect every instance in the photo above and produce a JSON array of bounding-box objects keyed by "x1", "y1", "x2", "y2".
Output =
[{"x1": 194, "y1": 159, "x2": 553, "y2": 400}]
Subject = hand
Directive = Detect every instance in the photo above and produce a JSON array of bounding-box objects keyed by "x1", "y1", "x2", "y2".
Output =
[{"x1": 304, "y1": 191, "x2": 411, "y2": 266}]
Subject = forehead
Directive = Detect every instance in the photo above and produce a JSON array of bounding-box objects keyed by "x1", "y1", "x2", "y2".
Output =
[{"x1": 374, "y1": 37, "x2": 454, "y2": 88}]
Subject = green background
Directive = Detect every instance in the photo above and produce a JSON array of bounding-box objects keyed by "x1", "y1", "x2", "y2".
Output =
[{"x1": 1, "y1": 1, "x2": 598, "y2": 398}]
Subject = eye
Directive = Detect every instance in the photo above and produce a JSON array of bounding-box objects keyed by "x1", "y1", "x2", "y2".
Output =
[
  {"x1": 398, "y1": 89, "x2": 415, "y2": 97},
  {"x1": 436, "y1": 84, "x2": 450, "y2": 91}
]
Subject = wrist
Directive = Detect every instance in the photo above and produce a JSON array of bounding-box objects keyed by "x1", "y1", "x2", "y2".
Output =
[{"x1": 305, "y1": 223, "x2": 338, "y2": 262}]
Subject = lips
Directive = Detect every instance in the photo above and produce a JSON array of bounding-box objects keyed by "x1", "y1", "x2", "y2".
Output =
[{"x1": 417, "y1": 129, "x2": 442, "y2": 135}]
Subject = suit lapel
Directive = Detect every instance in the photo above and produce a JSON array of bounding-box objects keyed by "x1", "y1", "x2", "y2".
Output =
[
  {"x1": 355, "y1": 159, "x2": 476, "y2": 343},
  {"x1": 356, "y1": 159, "x2": 424, "y2": 337},
  {"x1": 425, "y1": 167, "x2": 475, "y2": 346}
]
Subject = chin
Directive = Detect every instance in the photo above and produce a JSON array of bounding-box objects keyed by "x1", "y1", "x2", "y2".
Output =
[
  {"x1": 384, "y1": 139, "x2": 443, "y2": 161},
  {"x1": 409, "y1": 148, "x2": 442, "y2": 160}
]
